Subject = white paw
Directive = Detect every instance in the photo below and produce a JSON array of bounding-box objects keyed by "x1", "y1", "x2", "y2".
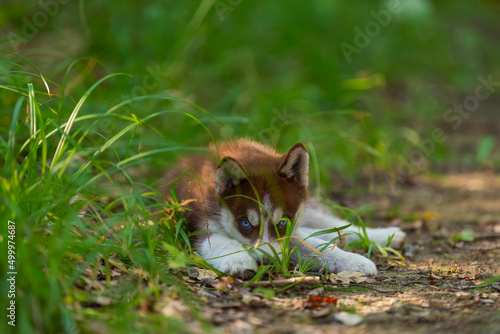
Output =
[
  {"x1": 367, "y1": 227, "x2": 406, "y2": 249},
  {"x1": 330, "y1": 252, "x2": 377, "y2": 275},
  {"x1": 207, "y1": 251, "x2": 257, "y2": 276},
  {"x1": 319, "y1": 247, "x2": 377, "y2": 275}
]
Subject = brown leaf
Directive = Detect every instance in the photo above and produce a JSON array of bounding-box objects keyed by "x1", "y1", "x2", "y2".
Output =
[
  {"x1": 196, "y1": 268, "x2": 219, "y2": 280},
  {"x1": 329, "y1": 271, "x2": 367, "y2": 286},
  {"x1": 215, "y1": 276, "x2": 234, "y2": 289},
  {"x1": 81, "y1": 276, "x2": 105, "y2": 291},
  {"x1": 110, "y1": 270, "x2": 122, "y2": 278},
  {"x1": 428, "y1": 273, "x2": 443, "y2": 280},
  {"x1": 132, "y1": 267, "x2": 149, "y2": 279},
  {"x1": 108, "y1": 259, "x2": 129, "y2": 274}
]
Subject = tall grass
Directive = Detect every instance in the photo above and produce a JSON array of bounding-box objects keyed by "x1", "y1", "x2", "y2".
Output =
[
  {"x1": 2, "y1": 1, "x2": 500, "y2": 331},
  {"x1": 0, "y1": 51, "x2": 405, "y2": 332},
  {"x1": 0, "y1": 54, "x2": 215, "y2": 333}
]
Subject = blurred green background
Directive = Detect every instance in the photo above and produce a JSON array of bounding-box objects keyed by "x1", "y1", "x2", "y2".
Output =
[
  {"x1": 1, "y1": 1, "x2": 500, "y2": 332},
  {"x1": 2, "y1": 0, "x2": 500, "y2": 187}
]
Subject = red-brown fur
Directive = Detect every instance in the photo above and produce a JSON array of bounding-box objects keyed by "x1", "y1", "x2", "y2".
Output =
[{"x1": 162, "y1": 139, "x2": 307, "y2": 245}]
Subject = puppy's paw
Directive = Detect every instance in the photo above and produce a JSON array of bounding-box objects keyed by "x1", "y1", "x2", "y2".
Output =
[
  {"x1": 367, "y1": 227, "x2": 406, "y2": 249},
  {"x1": 318, "y1": 247, "x2": 377, "y2": 275},
  {"x1": 208, "y1": 251, "x2": 257, "y2": 278},
  {"x1": 330, "y1": 252, "x2": 377, "y2": 275}
]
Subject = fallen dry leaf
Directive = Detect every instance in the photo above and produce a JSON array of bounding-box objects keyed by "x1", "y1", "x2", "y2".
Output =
[
  {"x1": 215, "y1": 276, "x2": 234, "y2": 289},
  {"x1": 81, "y1": 276, "x2": 105, "y2": 291},
  {"x1": 110, "y1": 270, "x2": 122, "y2": 278},
  {"x1": 107, "y1": 259, "x2": 129, "y2": 274},
  {"x1": 428, "y1": 273, "x2": 444, "y2": 280},
  {"x1": 329, "y1": 271, "x2": 367, "y2": 286},
  {"x1": 132, "y1": 267, "x2": 149, "y2": 279},
  {"x1": 196, "y1": 268, "x2": 219, "y2": 280}
]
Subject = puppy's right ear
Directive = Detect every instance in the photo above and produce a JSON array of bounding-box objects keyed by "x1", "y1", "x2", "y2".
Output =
[
  {"x1": 215, "y1": 157, "x2": 246, "y2": 194},
  {"x1": 278, "y1": 143, "x2": 309, "y2": 187}
]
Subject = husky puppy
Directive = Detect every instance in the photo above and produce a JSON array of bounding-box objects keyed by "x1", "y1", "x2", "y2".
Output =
[{"x1": 163, "y1": 139, "x2": 405, "y2": 277}]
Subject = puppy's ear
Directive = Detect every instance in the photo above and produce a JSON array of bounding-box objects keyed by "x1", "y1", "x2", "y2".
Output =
[
  {"x1": 215, "y1": 157, "x2": 247, "y2": 194},
  {"x1": 278, "y1": 143, "x2": 309, "y2": 187}
]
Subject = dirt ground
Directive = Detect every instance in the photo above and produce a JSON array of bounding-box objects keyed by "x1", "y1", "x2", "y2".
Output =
[
  {"x1": 167, "y1": 103, "x2": 500, "y2": 333},
  {"x1": 178, "y1": 171, "x2": 500, "y2": 334}
]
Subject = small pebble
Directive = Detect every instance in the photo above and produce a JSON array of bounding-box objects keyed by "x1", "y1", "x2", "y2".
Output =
[
  {"x1": 404, "y1": 245, "x2": 418, "y2": 258},
  {"x1": 188, "y1": 267, "x2": 199, "y2": 278}
]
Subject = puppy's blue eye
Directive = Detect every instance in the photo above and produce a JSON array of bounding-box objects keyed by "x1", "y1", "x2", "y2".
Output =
[
  {"x1": 279, "y1": 219, "x2": 289, "y2": 227},
  {"x1": 241, "y1": 220, "x2": 251, "y2": 229}
]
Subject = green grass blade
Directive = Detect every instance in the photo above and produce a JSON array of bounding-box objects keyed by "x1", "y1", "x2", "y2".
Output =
[
  {"x1": 27, "y1": 83, "x2": 47, "y2": 177},
  {"x1": 5, "y1": 96, "x2": 24, "y2": 178},
  {"x1": 305, "y1": 224, "x2": 351, "y2": 239},
  {"x1": 242, "y1": 265, "x2": 273, "y2": 288},
  {"x1": 367, "y1": 241, "x2": 375, "y2": 258},
  {"x1": 0, "y1": 48, "x2": 52, "y2": 96},
  {"x1": 50, "y1": 72, "x2": 130, "y2": 170}
]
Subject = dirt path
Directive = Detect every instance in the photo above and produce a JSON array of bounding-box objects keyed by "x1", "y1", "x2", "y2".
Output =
[
  {"x1": 182, "y1": 171, "x2": 500, "y2": 334},
  {"x1": 174, "y1": 103, "x2": 500, "y2": 333}
]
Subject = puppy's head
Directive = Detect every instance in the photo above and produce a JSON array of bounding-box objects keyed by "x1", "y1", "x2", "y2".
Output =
[{"x1": 215, "y1": 143, "x2": 308, "y2": 245}]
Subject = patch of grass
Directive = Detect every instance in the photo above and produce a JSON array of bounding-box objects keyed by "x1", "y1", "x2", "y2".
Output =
[
  {"x1": 331, "y1": 204, "x2": 406, "y2": 266},
  {"x1": 473, "y1": 275, "x2": 500, "y2": 291},
  {"x1": 252, "y1": 216, "x2": 304, "y2": 277},
  {"x1": 0, "y1": 51, "x2": 404, "y2": 333},
  {"x1": 0, "y1": 55, "x2": 215, "y2": 333},
  {"x1": 252, "y1": 287, "x2": 276, "y2": 299},
  {"x1": 336, "y1": 303, "x2": 357, "y2": 314},
  {"x1": 452, "y1": 229, "x2": 475, "y2": 243},
  {"x1": 476, "y1": 136, "x2": 496, "y2": 166},
  {"x1": 2, "y1": 1, "x2": 500, "y2": 331}
]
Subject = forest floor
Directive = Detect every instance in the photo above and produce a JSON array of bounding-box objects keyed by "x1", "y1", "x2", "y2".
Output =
[
  {"x1": 79, "y1": 102, "x2": 500, "y2": 333},
  {"x1": 166, "y1": 170, "x2": 500, "y2": 334}
]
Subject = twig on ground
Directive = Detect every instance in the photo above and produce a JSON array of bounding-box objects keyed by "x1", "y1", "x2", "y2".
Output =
[
  {"x1": 432, "y1": 296, "x2": 480, "y2": 310},
  {"x1": 449, "y1": 241, "x2": 500, "y2": 251},
  {"x1": 246, "y1": 276, "x2": 396, "y2": 293},
  {"x1": 474, "y1": 233, "x2": 500, "y2": 240},
  {"x1": 323, "y1": 282, "x2": 395, "y2": 293},
  {"x1": 247, "y1": 276, "x2": 321, "y2": 288}
]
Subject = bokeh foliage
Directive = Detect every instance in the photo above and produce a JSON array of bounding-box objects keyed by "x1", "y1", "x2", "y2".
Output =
[{"x1": 1, "y1": 1, "x2": 500, "y2": 333}]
